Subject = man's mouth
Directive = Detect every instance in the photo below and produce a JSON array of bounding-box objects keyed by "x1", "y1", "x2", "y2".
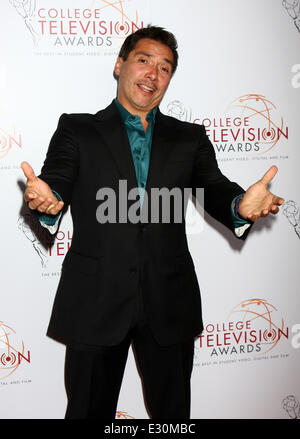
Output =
[{"x1": 137, "y1": 83, "x2": 156, "y2": 94}]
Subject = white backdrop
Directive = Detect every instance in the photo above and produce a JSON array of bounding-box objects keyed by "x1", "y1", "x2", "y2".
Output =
[{"x1": 1, "y1": 0, "x2": 300, "y2": 419}]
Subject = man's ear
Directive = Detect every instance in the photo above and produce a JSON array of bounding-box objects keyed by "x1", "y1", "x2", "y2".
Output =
[{"x1": 114, "y1": 57, "x2": 123, "y2": 77}]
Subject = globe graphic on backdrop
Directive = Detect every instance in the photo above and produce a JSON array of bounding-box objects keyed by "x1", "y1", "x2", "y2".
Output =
[
  {"x1": 0, "y1": 321, "x2": 25, "y2": 380},
  {"x1": 226, "y1": 94, "x2": 286, "y2": 153},
  {"x1": 228, "y1": 299, "x2": 286, "y2": 354}
]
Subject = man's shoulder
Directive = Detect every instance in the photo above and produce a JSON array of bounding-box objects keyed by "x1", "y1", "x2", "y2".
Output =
[
  {"x1": 58, "y1": 101, "x2": 116, "y2": 125},
  {"x1": 54, "y1": 113, "x2": 97, "y2": 136},
  {"x1": 59, "y1": 113, "x2": 95, "y2": 122},
  {"x1": 158, "y1": 111, "x2": 205, "y2": 136}
]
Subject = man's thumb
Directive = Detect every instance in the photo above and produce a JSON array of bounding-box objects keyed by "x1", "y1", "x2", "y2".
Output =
[
  {"x1": 21, "y1": 161, "x2": 37, "y2": 181},
  {"x1": 260, "y1": 165, "x2": 278, "y2": 186}
]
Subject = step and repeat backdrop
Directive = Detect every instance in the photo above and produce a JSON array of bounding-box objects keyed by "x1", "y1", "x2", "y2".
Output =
[{"x1": 0, "y1": 0, "x2": 300, "y2": 419}]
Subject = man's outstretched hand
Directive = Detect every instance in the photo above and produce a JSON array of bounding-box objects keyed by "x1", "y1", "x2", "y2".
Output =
[
  {"x1": 21, "y1": 161, "x2": 64, "y2": 215},
  {"x1": 238, "y1": 166, "x2": 284, "y2": 222}
]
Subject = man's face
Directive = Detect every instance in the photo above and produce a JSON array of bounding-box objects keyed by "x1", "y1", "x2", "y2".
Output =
[{"x1": 114, "y1": 38, "x2": 174, "y2": 117}]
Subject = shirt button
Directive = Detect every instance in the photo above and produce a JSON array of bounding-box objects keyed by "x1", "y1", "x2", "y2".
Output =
[{"x1": 130, "y1": 267, "x2": 137, "y2": 274}]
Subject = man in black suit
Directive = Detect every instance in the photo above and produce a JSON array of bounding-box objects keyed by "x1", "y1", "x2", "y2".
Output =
[{"x1": 21, "y1": 26, "x2": 284, "y2": 419}]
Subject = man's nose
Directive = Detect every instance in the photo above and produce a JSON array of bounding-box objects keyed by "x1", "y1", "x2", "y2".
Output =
[{"x1": 145, "y1": 64, "x2": 158, "y2": 80}]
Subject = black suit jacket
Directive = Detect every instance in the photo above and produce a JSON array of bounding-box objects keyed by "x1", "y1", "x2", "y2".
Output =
[{"x1": 41, "y1": 101, "x2": 246, "y2": 347}]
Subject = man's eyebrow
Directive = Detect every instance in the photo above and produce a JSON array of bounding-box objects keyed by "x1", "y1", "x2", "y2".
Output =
[{"x1": 134, "y1": 51, "x2": 174, "y2": 67}]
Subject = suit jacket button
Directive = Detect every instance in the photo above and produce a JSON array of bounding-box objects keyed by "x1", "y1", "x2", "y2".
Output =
[{"x1": 130, "y1": 267, "x2": 137, "y2": 274}]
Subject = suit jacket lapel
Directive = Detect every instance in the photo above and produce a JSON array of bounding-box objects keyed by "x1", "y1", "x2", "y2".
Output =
[
  {"x1": 145, "y1": 108, "x2": 174, "y2": 193},
  {"x1": 94, "y1": 101, "x2": 138, "y2": 192}
]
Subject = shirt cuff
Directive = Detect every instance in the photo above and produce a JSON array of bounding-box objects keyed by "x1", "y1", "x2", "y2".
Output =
[
  {"x1": 37, "y1": 190, "x2": 62, "y2": 234},
  {"x1": 231, "y1": 194, "x2": 252, "y2": 237}
]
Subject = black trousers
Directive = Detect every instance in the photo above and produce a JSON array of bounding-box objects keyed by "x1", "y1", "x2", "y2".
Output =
[{"x1": 64, "y1": 291, "x2": 195, "y2": 419}]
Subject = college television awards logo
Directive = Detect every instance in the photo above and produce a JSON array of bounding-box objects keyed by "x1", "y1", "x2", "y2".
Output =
[
  {"x1": 194, "y1": 298, "x2": 289, "y2": 365},
  {"x1": 10, "y1": 0, "x2": 144, "y2": 50},
  {"x1": 0, "y1": 320, "x2": 30, "y2": 380},
  {"x1": 167, "y1": 94, "x2": 288, "y2": 158},
  {"x1": 197, "y1": 94, "x2": 288, "y2": 156}
]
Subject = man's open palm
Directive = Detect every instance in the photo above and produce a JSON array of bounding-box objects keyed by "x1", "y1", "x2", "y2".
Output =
[
  {"x1": 21, "y1": 161, "x2": 64, "y2": 215},
  {"x1": 238, "y1": 166, "x2": 284, "y2": 222}
]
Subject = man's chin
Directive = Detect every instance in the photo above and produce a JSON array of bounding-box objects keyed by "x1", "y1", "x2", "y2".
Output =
[{"x1": 132, "y1": 97, "x2": 160, "y2": 112}]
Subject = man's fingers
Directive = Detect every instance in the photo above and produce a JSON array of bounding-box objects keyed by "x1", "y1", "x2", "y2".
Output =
[
  {"x1": 26, "y1": 190, "x2": 64, "y2": 214},
  {"x1": 246, "y1": 212, "x2": 258, "y2": 221},
  {"x1": 28, "y1": 196, "x2": 46, "y2": 210},
  {"x1": 261, "y1": 206, "x2": 280, "y2": 217},
  {"x1": 28, "y1": 198, "x2": 63, "y2": 214},
  {"x1": 260, "y1": 165, "x2": 278, "y2": 186},
  {"x1": 24, "y1": 190, "x2": 37, "y2": 202},
  {"x1": 36, "y1": 197, "x2": 56, "y2": 213},
  {"x1": 28, "y1": 196, "x2": 53, "y2": 211},
  {"x1": 274, "y1": 196, "x2": 285, "y2": 206},
  {"x1": 271, "y1": 206, "x2": 279, "y2": 214},
  {"x1": 40, "y1": 200, "x2": 64, "y2": 215},
  {"x1": 247, "y1": 203, "x2": 281, "y2": 221},
  {"x1": 21, "y1": 161, "x2": 37, "y2": 182},
  {"x1": 47, "y1": 201, "x2": 64, "y2": 215}
]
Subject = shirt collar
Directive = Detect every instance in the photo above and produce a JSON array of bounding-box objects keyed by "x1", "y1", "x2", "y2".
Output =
[{"x1": 114, "y1": 98, "x2": 157, "y2": 125}]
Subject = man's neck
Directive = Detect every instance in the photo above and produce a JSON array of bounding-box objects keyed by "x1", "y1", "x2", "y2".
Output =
[{"x1": 116, "y1": 98, "x2": 154, "y2": 131}]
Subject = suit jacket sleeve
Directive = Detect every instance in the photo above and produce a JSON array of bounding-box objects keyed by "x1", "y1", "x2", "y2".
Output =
[
  {"x1": 38, "y1": 114, "x2": 79, "y2": 206},
  {"x1": 192, "y1": 125, "x2": 249, "y2": 238}
]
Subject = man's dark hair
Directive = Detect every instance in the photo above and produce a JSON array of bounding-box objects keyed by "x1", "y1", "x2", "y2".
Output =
[{"x1": 118, "y1": 25, "x2": 178, "y2": 74}]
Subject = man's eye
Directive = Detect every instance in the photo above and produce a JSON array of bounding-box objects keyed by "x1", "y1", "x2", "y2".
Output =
[
  {"x1": 161, "y1": 66, "x2": 170, "y2": 73},
  {"x1": 138, "y1": 58, "x2": 147, "y2": 63}
]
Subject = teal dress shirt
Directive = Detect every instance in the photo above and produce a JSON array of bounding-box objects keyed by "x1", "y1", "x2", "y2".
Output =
[{"x1": 114, "y1": 98, "x2": 157, "y2": 206}]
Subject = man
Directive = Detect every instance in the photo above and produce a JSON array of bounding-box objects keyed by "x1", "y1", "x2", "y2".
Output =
[{"x1": 21, "y1": 26, "x2": 284, "y2": 419}]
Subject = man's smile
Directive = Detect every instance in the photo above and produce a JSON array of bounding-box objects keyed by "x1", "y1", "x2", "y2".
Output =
[{"x1": 136, "y1": 82, "x2": 157, "y2": 94}]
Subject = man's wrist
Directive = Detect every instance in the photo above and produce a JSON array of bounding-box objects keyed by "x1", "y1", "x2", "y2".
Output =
[
  {"x1": 234, "y1": 194, "x2": 244, "y2": 220},
  {"x1": 231, "y1": 194, "x2": 249, "y2": 227},
  {"x1": 36, "y1": 190, "x2": 63, "y2": 224}
]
